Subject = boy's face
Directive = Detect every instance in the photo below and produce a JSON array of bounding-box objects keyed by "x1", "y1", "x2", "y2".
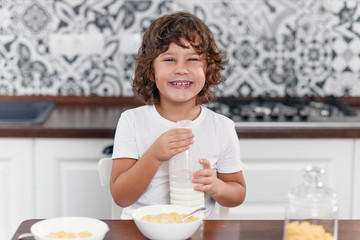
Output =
[{"x1": 153, "y1": 38, "x2": 206, "y2": 106}]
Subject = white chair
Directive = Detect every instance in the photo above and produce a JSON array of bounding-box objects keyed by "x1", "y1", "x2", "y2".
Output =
[
  {"x1": 218, "y1": 204, "x2": 230, "y2": 219},
  {"x1": 98, "y1": 157, "x2": 229, "y2": 219},
  {"x1": 98, "y1": 157, "x2": 122, "y2": 219}
]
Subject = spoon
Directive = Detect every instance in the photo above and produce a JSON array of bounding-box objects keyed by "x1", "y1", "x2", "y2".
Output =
[{"x1": 180, "y1": 207, "x2": 206, "y2": 222}]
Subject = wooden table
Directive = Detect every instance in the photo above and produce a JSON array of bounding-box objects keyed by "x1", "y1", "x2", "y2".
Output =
[{"x1": 12, "y1": 219, "x2": 360, "y2": 240}]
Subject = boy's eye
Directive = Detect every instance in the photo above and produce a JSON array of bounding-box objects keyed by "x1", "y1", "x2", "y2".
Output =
[
  {"x1": 164, "y1": 58, "x2": 175, "y2": 62},
  {"x1": 188, "y1": 58, "x2": 200, "y2": 61}
]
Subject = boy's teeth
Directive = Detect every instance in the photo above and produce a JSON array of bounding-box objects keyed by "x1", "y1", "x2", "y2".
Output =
[{"x1": 172, "y1": 82, "x2": 191, "y2": 86}]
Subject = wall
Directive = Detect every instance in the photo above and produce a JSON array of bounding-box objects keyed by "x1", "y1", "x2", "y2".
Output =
[{"x1": 0, "y1": 0, "x2": 359, "y2": 97}]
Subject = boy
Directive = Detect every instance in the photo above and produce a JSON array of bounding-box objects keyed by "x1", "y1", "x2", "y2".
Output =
[{"x1": 111, "y1": 11, "x2": 246, "y2": 219}]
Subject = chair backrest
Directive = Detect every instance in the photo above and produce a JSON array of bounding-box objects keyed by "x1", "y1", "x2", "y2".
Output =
[
  {"x1": 218, "y1": 204, "x2": 229, "y2": 219},
  {"x1": 98, "y1": 157, "x2": 229, "y2": 219},
  {"x1": 98, "y1": 157, "x2": 122, "y2": 219}
]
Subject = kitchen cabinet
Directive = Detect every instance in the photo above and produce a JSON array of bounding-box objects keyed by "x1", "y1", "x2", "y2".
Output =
[
  {"x1": 229, "y1": 139, "x2": 354, "y2": 220},
  {"x1": 34, "y1": 138, "x2": 113, "y2": 219},
  {"x1": 353, "y1": 139, "x2": 360, "y2": 218},
  {"x1": 0, "y1": 139, "x2": 34, "y2": 240},
  {"x1": 0, "y1": 138, "x2": 114, "y2": 240},
  {"x1": 0, "y1": 136, "x2": 358, "y2": 239}
]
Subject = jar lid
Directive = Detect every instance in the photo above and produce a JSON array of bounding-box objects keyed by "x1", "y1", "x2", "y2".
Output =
[{"x1": 288, "y1": 166, "x2": 337, "y2": 205}]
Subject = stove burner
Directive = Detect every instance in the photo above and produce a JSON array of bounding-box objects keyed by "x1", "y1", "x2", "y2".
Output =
[{"x1": 207, "y1": 96, "x2": 357, "y2": 123}]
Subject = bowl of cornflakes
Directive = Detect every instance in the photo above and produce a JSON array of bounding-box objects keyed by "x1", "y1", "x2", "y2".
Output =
[
  {"x1": 132, "y1": 204, "x2": 203, "y2": 240},
  {"x1": 26, "y1": 217, "x2": 109, "y2": 240}
]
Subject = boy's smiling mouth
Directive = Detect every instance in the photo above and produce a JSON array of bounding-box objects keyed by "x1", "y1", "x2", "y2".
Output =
[{"x1": 170, "y1": 80, "x2": 193, "y2": 87}]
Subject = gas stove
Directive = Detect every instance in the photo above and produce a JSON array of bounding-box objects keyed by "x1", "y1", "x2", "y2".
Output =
[{"x1": 206, "y1": 96, "x2": 360, "y2": 128}]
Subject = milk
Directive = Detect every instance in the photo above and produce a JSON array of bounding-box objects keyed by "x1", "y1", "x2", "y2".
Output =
[
  {"x1": 169, "y1": 120, "x2": 205, "y2": 208},
  {"x1": 170, "y1": 185, "x2": 205, "y2": 208}
]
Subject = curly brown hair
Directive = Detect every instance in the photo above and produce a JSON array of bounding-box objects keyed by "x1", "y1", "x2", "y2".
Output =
[{"x1": 132, "y1": 11, "x2": 228, "y2": 105}]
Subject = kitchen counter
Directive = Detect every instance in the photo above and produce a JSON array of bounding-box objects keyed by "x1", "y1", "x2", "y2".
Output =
[
  {"x1": 0, "y1": 96, "x2": 141, "y2": 138},
  {"x1": 1, "y1": 96, "x2": 360, "y2": 138}
]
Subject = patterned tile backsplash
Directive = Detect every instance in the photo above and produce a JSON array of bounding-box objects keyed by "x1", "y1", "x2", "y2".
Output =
[{"x1": 0, "y1": 0, "x2": 360, "y2": 97}]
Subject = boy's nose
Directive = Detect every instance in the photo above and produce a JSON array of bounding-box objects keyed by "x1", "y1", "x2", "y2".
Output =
[{"x1": 174, "y1": 61, "x2": 189, "y2": 74}]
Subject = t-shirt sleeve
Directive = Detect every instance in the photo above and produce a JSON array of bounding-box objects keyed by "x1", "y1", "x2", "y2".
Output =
[
  {"x1": 112, "y1": 111, "x2": 139, "y2": 160},
  {"x1": 216, "y1": 118, "x2": 244, "y2": 173}
]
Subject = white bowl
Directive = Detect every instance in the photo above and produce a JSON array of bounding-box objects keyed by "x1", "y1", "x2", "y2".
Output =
[
  {"x1": 29, "y1": 217, "x2": 109, "y2": 240},
  {"x1": 132, "y1": 204, "x2": 203, "y2": 240}
]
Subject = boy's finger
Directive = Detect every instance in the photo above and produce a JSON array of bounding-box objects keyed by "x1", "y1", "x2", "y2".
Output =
[
  {"x1": 171, "y1": 129, "x2": 194, "y2": 142},
  {"x1": 199, "y1": 158, "x2": 211, "y2": 168},
  {"x1": 175, "y1": 128, "x2": 193, "y2": 134}
]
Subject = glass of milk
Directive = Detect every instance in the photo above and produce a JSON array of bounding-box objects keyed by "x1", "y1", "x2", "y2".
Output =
[{"x1": 169, "y1": 120, "x2": 205, "y2": 208}]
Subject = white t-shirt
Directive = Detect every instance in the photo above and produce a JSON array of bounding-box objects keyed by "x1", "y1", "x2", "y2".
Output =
[{"x1": 112, "y1": 105, "x2": 243, "y2": 219}]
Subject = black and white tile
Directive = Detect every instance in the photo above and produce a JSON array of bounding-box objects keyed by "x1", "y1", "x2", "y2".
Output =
[{"x1": 0, "y1": 0, "x2": 359, "y2": 97}]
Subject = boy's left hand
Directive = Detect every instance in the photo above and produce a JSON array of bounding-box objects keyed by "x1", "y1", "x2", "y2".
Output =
[{"x1": 192, "y1": 159, "x2": 219, "y2": 197}]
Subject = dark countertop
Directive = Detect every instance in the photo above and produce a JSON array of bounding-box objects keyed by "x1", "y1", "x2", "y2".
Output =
[
  {"x1": 1, "y1": 96, "x2": 360, "y2": 138},
  {"x1": 0, "y1": 96, "x2": 139, "y2": 138}
]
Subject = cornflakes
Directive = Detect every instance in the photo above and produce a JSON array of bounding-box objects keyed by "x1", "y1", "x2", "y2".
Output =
[
  {"x1": 45, "y1": 231, "x2": 92, "y2": 239},
  {"x1": 141, "y1": 212, "x2": 199, "y2": 224},
  {"x1": 285, "y1": 221, "x2": 334, "y2": 240}
]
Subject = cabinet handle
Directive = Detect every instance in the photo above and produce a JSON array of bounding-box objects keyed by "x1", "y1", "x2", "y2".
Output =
[{"x1": 103, "y1": 145, "x2": 113, "y2": 155}]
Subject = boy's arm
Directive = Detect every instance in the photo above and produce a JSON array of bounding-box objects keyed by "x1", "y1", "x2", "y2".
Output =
[
  {"x1": 110, "y1": 128, "x2": 194, "y2": 207},
  {"x1": 110, "y1": 152, "x2": 162, "y2": 207},
  {"x1": 214, "y1": 171, "x2": 246, "y2": 207}
]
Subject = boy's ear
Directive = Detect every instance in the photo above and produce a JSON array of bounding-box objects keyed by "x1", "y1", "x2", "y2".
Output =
[
  {"x1": 150, "y1": 71, "x2": 156, "y2": 81},
  {"x1": 149, "y1": 64, "x2": 155, "y2": 81}
]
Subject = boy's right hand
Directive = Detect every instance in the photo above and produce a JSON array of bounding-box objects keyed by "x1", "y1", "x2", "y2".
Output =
[{"x1": 149, "y1": 128, "x2": 194, "y2": 162}]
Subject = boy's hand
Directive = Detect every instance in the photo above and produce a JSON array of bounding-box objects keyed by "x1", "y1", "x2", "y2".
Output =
[
  {"x1": 192, "y1": 159, "x2": 220, "y2": 197},
  {"x1": 149, "y1": 128, "x2": 194, "y2": 162}
]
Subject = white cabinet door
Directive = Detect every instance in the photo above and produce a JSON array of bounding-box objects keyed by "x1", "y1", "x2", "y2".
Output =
[
  {"x1": 230, "y1": 139, "x2": 354, "y2": 220},
  {"x1": 353, "y1": 139, "x2": 360, "y2": 218},
  {"x1": 34, "y1": 138, "x2": 113, "y2": 219},
  {"x1": 0, "y1": 138, "x2": 34, "y2": 240}
]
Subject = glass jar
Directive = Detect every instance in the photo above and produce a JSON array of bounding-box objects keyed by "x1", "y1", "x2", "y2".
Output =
[
  {"x1": 169, "y1": 120, "x2": 204, "y2": 208},
  {"x1": 283, "y1": 166, "x2": 338, "y2": 240}
]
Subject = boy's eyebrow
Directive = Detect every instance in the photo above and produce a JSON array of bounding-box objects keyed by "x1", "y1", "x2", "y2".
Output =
[
  {"x1": 159, "y1": 51, "x2": 200, "y2": 57},
  {"x1": 159, "y1": 52, "x2": 173, "y2": 57}
]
